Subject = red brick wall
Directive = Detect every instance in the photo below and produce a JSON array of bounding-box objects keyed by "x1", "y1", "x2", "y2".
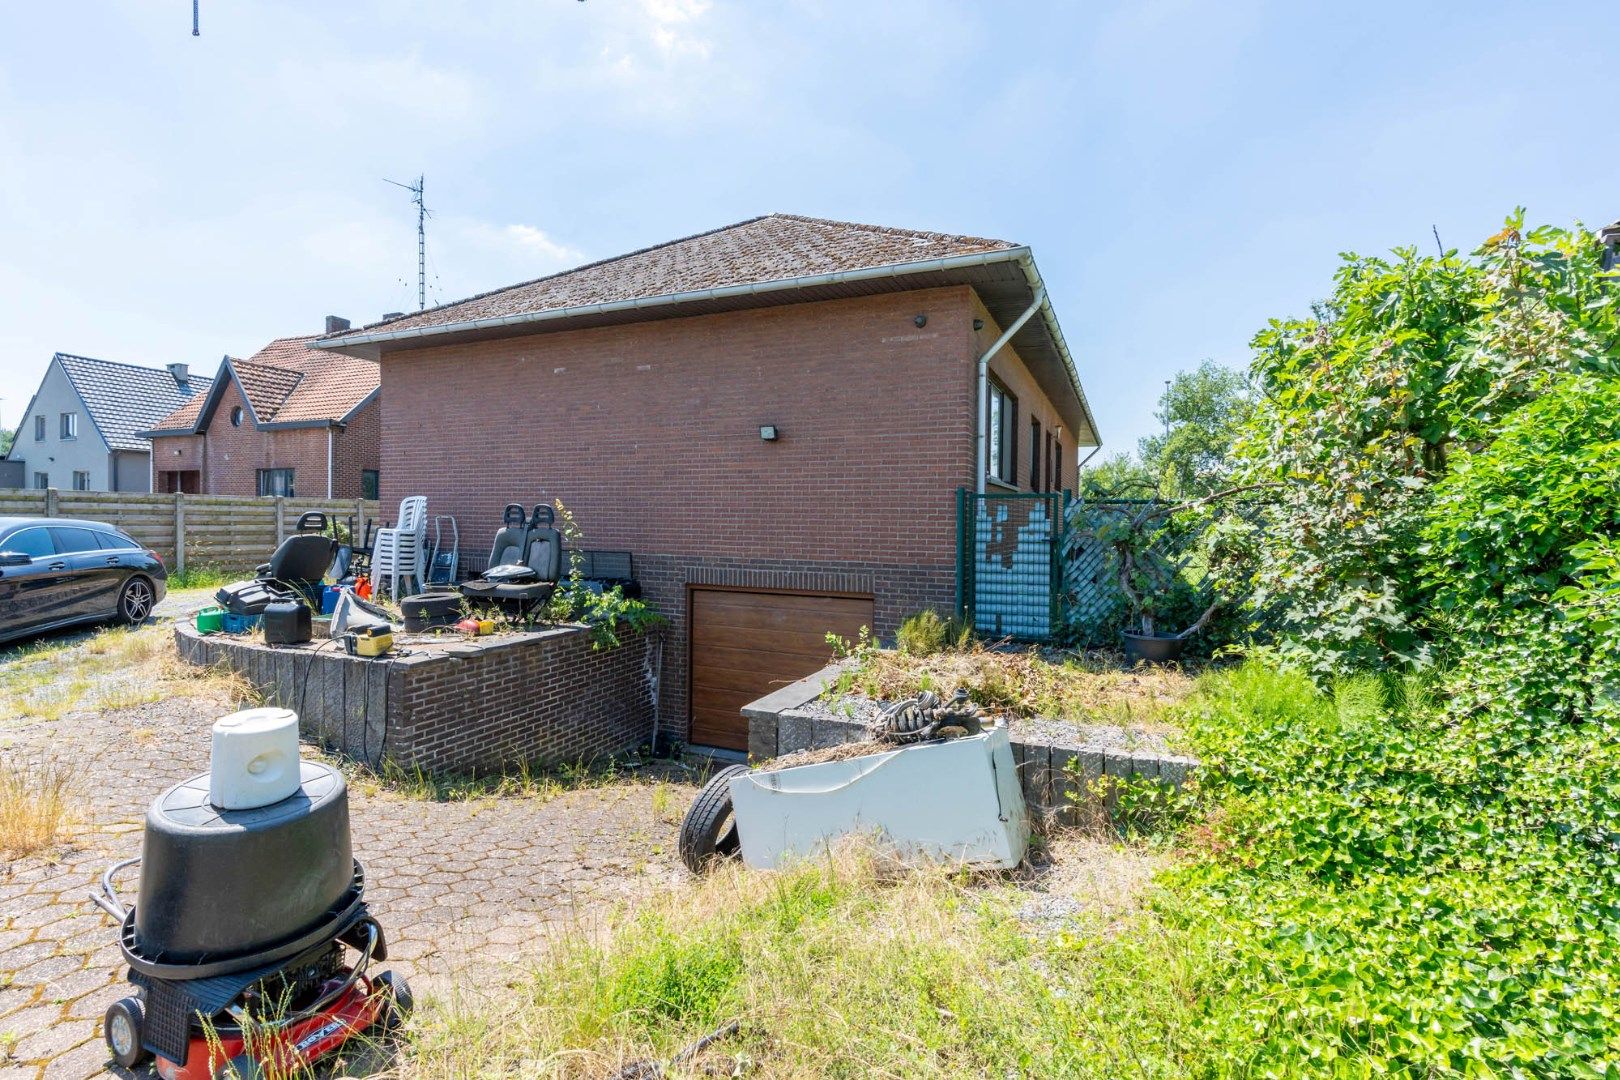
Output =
[
  {"x1": 152, "y1": 380, "x2": 380, "y2": 498},
  {"x1": 975, "y1": 293, "x2": 1078, "y2": 494},
  {"x1": 378, "y1": 286, "x2": 1073, "y2": 741}
]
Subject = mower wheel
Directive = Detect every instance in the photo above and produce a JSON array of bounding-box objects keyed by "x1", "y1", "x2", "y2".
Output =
[
  {"x1": 103, "y1": 995, "x2": 149, "y2": 1068},
  {"x1": 215, "y1": 1054, "x2": 263, "y2": 1080},
  {"x1": 373, "y1": 969, "x2": 414, "y2": 1029},
  {"x1": 678, "y1": 764, "x2": 749, "y2": 874}
]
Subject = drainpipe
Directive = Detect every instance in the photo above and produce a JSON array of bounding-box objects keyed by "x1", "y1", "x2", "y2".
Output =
[
  {"x1": 326, "y1": 427, "x2": 334, "y2": 498},
  {"x1": 975, "y1": 286, "x2": 1046, "y2": 494}
]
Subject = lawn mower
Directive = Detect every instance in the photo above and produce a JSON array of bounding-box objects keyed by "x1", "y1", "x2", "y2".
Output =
[{"x1": 90, "y1": 707, "x2": 410, "y2": 1079}]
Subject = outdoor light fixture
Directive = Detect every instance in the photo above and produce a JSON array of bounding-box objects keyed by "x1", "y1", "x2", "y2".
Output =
[
  {"x1": 759, "y1": 425, "x2": 779, "y2": 441},
  {"x1": 914, "y1": 314, "x2": 928, "y2": 328},
  {"x1": 973, "y1": 318, "x2": 985, "y2": 331}
]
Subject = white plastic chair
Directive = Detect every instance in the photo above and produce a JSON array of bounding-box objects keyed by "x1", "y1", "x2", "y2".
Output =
[{"x1": 371, "y1": 496, "x2": 427, "y2": 600}]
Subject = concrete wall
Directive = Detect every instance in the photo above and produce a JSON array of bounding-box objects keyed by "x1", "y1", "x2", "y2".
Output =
[{"x1": 5, "y1": 359, "x2": 115, "y2": 490}]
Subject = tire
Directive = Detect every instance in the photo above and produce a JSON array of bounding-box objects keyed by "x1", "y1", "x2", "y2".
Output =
[
  {"x1": 678, "y1": 764, "x2": 749, "y2": 874},
  {"x1": 117, "y1": 576, "x2": 156, "y2": 625},
  {"x1": 215, "y1": 1053, "x2": 263, "y2": 1080},
  {"x1": 372, "y1": 969, "x2": 414, "y2": 1030},
  {"x1": 103, "y1": 995, "x2": 149, "y2": 1069}
]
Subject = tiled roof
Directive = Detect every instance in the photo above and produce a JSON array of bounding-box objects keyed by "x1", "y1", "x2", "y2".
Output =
[
  {"x1": 149, "y1": 336, "x2": 378, "y2": 431},
  {"x1": 54, "y1": 354, "x2": 212, "y2": 451},
  {"x1": 330, "y1": 214, "x2": 1019, "y2": 338}
]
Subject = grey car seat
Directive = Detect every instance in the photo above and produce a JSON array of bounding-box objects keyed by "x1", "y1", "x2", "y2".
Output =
[{"x1": 459, "y1": 504, "x2": 562, "y2": 626}]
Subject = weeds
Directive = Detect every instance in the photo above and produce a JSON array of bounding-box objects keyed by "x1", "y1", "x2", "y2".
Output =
[
  {"x1": 829, "y1": 635, "x2": 1197, "y2": 729},
  {"x1": 342, "y1": 755, "x2": 642, "y2": 804},
  {"x1": 391, "y1": 843, "x2": 1188, "y2": 1078},
  {"x1": 0, "y1": 757, "x2": 76, "y2": 858},
  {"x1": 166, "y1": 564, "x2": 237, "y2": 591}
]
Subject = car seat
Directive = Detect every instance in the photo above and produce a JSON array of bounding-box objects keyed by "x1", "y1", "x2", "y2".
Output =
[
  {"x1": 459, "y1": 504, "x2": 562, "y2": 627},
  {"x1": 216, "y1": 513, "x2": 339, "y2": 614}
]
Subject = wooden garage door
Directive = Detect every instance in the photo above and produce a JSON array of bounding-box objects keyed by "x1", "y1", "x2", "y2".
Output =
[{"x1": 689, "y1": 588, "x2": 875, "y2": 750}]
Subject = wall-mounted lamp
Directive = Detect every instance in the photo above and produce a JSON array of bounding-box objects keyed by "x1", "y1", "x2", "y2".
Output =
[
  {"x1": 913, "y1": 314, "x2": 928, "y2": 328},
  {"x1": 759, "y1": 425, "x2": 779, "y2": 442},
  {"x1": 972, "y1": 318, "x2": 984, "y2": 331}
]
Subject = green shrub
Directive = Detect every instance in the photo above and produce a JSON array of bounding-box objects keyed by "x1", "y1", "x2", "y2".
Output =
[
  {"x1": 1162, "y1": 661, "x2": 1620, "y2": 1073},
  {"x1": 1234, "y1": 213, "x2": 1620, "y2": 675}
]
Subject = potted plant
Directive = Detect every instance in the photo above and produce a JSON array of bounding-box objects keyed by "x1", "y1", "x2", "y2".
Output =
[{"x1": 1073, "y1": 486, "x2": 1263, "y2": 664}]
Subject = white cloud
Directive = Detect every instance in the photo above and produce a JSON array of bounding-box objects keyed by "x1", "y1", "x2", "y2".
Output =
[{"x1": 464, "y1": 223, "x2": 583, "y2": 265}]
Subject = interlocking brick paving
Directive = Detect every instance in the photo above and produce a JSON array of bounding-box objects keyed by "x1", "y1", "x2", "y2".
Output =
[{"x1": 0, "y1": 623, "x2": 703, "y2": 1079}]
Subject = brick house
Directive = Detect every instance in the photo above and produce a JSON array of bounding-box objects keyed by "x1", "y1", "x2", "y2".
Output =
[
  {"x1": 316, "y1": 215, "x2": 1099, "y2": 750},
  {"x1": 141, "y1": 323, "x2": 381, "y2": 499}
]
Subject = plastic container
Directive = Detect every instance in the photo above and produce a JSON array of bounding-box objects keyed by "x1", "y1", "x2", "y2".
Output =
[
  {"x1": 321, "y1": 584, "x2": 343, "y2": 615},
  {"x1": 210, "y1": 707, "x2": 301, "y2": 810},
  {"x1": 222, "y1": 612, "x2": 262, "y2": 634},
  {"x1": 728, "y1": 725, "x2": 1030, "y2": 870},
  {"x1": 133, "y1": 760, "x2": 354, "y2": 966},
  {"x1": 195, "y1": 606, "x2": 225, "y2": 634},
  {"x1": 264, "y1": 600, "x2": 313, "y2": 645}
]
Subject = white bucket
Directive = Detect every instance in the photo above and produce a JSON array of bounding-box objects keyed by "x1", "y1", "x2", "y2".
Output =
[
  {"x1": 728, "y1": 724, "x2": 1030, "y2": 870},
  {"x1": 209, "y1": 707, "x2": 302, "y2": 810}
]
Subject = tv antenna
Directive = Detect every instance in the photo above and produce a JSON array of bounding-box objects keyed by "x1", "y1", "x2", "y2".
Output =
[
  {"x1": 192, "y1": 0, "x2": 199, "y2": 36},
  {"x1": 384, "y1": 174, "x2": 429, "y2": 310}
]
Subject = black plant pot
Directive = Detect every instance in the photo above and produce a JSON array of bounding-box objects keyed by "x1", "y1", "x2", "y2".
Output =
[{"x1": 1122, "y1": 630, "x2": 1189, "y2": 665}]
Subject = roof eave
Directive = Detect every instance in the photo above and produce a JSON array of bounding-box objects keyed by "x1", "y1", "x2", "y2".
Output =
[{"x1": 313, "y1": 247, "x2": 1035, "y2": 355}]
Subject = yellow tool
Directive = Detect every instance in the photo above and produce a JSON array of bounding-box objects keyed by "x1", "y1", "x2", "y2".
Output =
[{"x1": 344, "y1": 625, "x2": 394, "y2": 658}]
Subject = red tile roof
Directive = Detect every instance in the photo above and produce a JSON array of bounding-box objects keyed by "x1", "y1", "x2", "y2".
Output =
[
  {"x1": 147, "y1": 336, "x2": 378, "y2": 432},
  {"x1": 330, "y1": 214, "x2": 1019, "y2": 338}
]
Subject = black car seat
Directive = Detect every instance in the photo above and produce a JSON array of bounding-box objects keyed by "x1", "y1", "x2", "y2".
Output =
[
  {"x1": 217, "y1": 513, "x2": 338, "y2": 614},
  {"x1": 460, "y1": 504, "x2": 563, "y2": 626},
  {"x1": 485, "y1": 504, "x2": 530, "y2": 571}
]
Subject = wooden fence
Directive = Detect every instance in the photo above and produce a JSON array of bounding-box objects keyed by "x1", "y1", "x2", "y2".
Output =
[{"x1": 0, "y1": 490, "x2": 379, "y2": 574}]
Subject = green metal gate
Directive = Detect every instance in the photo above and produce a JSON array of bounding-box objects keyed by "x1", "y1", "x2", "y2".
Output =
[{"x1": 956, "y1": 489, "x2": 1065, "y2": 641}]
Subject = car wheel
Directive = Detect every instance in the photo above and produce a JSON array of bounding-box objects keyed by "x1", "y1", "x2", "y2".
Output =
[
  {"x1": 678, "y1": 764, "x2": 749, "y2": 874},
  {"x1": 117, "y1": 576, "x2": 155, "y2": 625}
]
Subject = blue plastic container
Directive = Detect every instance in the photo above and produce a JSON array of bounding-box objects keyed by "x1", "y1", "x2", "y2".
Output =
[
  {"x1": 222, "y1": 612, "x2": 262, "y2": 635},
  {"x1": 321, "y1": 585, "x2": 342, "y2": 615}
]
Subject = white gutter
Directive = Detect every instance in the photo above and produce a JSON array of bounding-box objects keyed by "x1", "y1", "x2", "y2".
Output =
[
  {"x1": 975, "y1": 287, "x2": 1046, "y2": 495},
  {"x1": 326, "y1": 427, "x2": 334, "y2": 499},
  {"x1": 315, "y1": 247, "x2": 1035, "y2": 351}
]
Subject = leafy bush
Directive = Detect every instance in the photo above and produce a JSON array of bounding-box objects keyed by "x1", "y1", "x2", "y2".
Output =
[
  {"x1": 1164, "y1": 662, "x2": 1620, "y2": 1073},
  {"x1": 543, "y1": 499, "x2": 665, "y2": 648},
  {"x1": 1423, "y1": 374, "x2": 1620, "y2": 725},
  {"x1": 1235, "y1": 214, "x2": 1619, "y2": 674}
]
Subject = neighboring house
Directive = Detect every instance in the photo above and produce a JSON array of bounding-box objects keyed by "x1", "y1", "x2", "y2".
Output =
[
  {"x1": 317, "y1": 214, "x2": 1099, "y2": 750},
  {"x1": 139, "y1": 321, "x2": 381, "y2": 499},
  {"x1": 2, "y1": 353, "x2": 211, "y2": 492}
]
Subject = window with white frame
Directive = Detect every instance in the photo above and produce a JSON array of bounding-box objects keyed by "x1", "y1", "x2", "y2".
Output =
[
  {"x1": 33, "y1": 472, "x2": 48, "y2": 490},
  {"x1": 72, "y1": 471, "x2": 90, "y2": 491},
  {"x1": 987, "y1": 378, "x2": 1017, "y2": 485},
  {"x1": 60, "y1": 412, "x2": 77, "y2": 439},
  {"x1": 33, "y1": 416, "x2": 45, "y2": 441}
]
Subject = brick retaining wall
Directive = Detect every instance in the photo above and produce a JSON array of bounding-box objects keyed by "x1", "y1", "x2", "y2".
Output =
[{"x1": 175, "y1": 622, "x2": 659, "y2": 773}]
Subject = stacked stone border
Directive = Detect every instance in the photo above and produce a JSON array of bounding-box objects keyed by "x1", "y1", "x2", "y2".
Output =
[
  {"x1": 174, "y1": 622, "x2": 658, "y2": 774},
  {"x1": 742, "y1": 662, "x2": 1199, "y2": 826}
]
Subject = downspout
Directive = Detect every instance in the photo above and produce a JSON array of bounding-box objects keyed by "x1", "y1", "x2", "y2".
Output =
[
  {"x1": 975, "y1": 285, "x2": 1046, "y2": 494},
  {"x1": 326, "y1": 426, "x2": 334, "y2": 499}
]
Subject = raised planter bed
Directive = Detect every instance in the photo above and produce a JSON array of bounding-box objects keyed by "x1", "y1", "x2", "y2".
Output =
[
  {"x1": 175, "y1": 622, "x2": 658, "y2": 774},
  {"x1": 742, "y1": 663, "x2": 1197, "y2": 827}
]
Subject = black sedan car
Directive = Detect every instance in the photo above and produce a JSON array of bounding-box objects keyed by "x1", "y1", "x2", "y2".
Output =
[{"x1": 0, "y1": 517, "x2": 168, "y2": 645}]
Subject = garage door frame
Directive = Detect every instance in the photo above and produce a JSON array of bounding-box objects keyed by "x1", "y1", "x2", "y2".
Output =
[{"x1": 686, "y1": 584, "x2": 875, "y2": 750}]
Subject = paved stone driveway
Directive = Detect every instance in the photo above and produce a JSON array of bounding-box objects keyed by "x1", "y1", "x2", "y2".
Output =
[{"x1": 0, "y1": 627, "x2": 703, "y2": 1078}]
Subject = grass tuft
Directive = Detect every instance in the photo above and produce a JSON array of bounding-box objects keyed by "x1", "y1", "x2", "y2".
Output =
[{"x1": 0, "y1": 757, "x2": 76, "y2": 858}]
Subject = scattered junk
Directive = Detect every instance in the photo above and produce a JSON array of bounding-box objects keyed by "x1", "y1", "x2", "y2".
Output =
[
  {"x1": 90, "y1": 706, "x2": 409, "y2": 1079},
  {"x1": 399, "y1": 590, "x2": 462, "y2": 633},
  {"x1": 679, "y1": 691, "x2": 1030, "y2": 874},
  {"x1": 262, "y1": 598, "x2": 312, "y2": 646},
  {"x1": 342, "y1": 622, "x2": 395, "y2": 658},
  {"x1": 426, "y1": 514, "x2": 460, "y2": 587},
  {"x1": 459, "y1": 503, "x2": 562, "y2": 628},
  {"x1": 213, "y1": 512, "x2": 339, "y2": 617}
]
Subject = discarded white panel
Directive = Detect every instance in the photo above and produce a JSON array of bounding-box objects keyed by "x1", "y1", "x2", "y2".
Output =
[{"x1": 729, "y1": 724, "x2": 1031, "y2": 870}]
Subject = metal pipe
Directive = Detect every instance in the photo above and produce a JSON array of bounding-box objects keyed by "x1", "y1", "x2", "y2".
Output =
[
  {"x1": 975, "y1": 287, "x2": 1045, "y2": 494},
  {"x1": 326, "y1": 427, "x2": 334, "y2": 499}
]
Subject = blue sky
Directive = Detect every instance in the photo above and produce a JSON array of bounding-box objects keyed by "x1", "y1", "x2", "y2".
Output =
[{"x1": 2, "y1": 1, "x2": 1617, "y2": 460}]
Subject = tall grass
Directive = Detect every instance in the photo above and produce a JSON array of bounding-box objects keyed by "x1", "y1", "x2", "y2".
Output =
[
  {"x1": 0, "y1": 758, "x2": 76, "y2": 857},
  {"x1": 167, "y1": 564, "x2": 238, "y2": 591},
  {"x1": 393, "y1": 846, "x2": 1217, "y2": 1078}
]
